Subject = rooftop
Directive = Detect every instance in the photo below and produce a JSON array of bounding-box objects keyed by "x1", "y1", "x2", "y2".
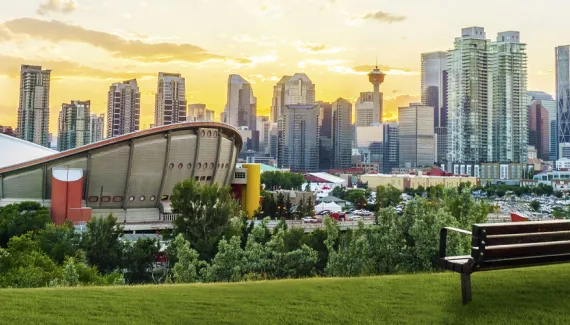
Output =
[{"x1": 0, "y1": 134, "x2": 58, "y2": 169}]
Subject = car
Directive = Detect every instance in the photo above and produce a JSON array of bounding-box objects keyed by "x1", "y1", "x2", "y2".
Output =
[
  {"x1": 345, "y1": 209, "x2": 355, "y2": 214},
  {"x1": 316, "y1": 210, "x2": 331, "y2": 216},
  {"x1": 302, "y1": 217, "x2": 322, "y2": 223},
  {"x1": 348, "y1": 215, "x2": 363, "y2": 221}
]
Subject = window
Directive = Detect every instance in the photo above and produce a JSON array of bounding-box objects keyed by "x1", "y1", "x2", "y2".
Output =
[
  {"x1": 235, "y1": 172, "x2": 246, "y2": 179},
  {"x1": 129, "y1": 196, "x2": 135, "y2": 202},
  {"x1": 210, "y1": 163, "x2": 215, "y2": 169},
  {"x1": 195, "y1": 176, "x2": 200, "y2": 181},
  {"x1": 200, "y1": 176, "x2": 206, "y2": 181},
  {"x1": 178, "y1": 163, "x2": 183, "y2": 169},
  {"x1": 206, "y1": 176, "x2": 212, "y2": 181},
  {"x1": 169, "y1": 163, "x2": 174, "y2": 169},
  {"x1": 101, "y1": 196, "x2": 111, "y2": 203},
  {"x1": 207, "y1": 131, "x2": 212, "y2": 137},
  {"x1": 88, "y1": 196, "x2": 99, "y2": 202},
  {"x1": 140, "y1": 196, "x2": 146, "y2": 201},
  {"x1": 150, "y1": 196, "x2": 156, "y2": 201},
  {"x1": 161, "y1": 195, "x2": 169, "y2": 201},
  {"x1": 113, "y1": 196, "x2": 123, "y2": 202},
  {"x1": 197, "y1": 163, "x2": 202, "y2": 169},
  {"x1": 201, "y1": 131, "x2": 205, "y2": 137},
  {"x1": 187, "y1": 163, "x2": 192, "y2": 169}
]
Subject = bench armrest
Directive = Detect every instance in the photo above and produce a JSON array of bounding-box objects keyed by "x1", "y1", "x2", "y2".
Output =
[{"x1": 440, "y1": 227, "x2": 472, "y2": 259}]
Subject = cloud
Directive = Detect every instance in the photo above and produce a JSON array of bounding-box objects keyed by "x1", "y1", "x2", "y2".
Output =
[
  {"x1": 2, "y1": 18, "x2": 250, "y2": 64},
  {"x1": 0, "y1": 54, "x2": 156, "y2": 80},
  {"x1": 37, "y1": 0, "x2": 78, "y2": 15},
  {"x1": 295, "y1": 41, "x2": 343, "y2": 54},
  {"x1": 348, "y1": 10, "x2": 406, "y2": 25}
]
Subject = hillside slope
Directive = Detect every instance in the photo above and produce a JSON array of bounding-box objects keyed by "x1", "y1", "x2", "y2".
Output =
[{"x1": 2, "y1": 264, "x2": 570, "y2": 324}]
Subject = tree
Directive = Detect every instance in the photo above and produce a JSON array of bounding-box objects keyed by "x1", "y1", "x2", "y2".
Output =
[
  {"x1": 63, "y1": 257, "x2": 79, "y2": 286},
  {"x1": 81, "y1": 214, "x2": 124, "y2": 274},
  {"x1": 530, "y1": 200, "x2": 541, "y2": 212},
  {"x1": 171, "y1": 179, "x2": 242, "y2": 260},
  {"x1": 376, "y1": 185, "x2": 402, "y2": 209},
  {"x1": 331, "y1": 186, "x2": 348, "y2": 200},
  {"x1": 123, "y1": 238, "x2": 160, "y2": 284},
  {"x1": 261, "y1": 171, "x2": 305, "y2": 191},
  {"x1": 203, "y1": 236, "x2": 244, "y2": 282},
  {"x1": 555, "y1": 191, "x2": 564, "y2": 199},
  {"x1": 36, "y1": 221, "x2": 80, "y2": 264},
  {"x1": 0, "y1": 202, "x2": 51, "y2": 247},
  {"x1": 346, "y1": 190, "x2": 367, "y2": 209},
  {"x1": 171, "y1": 234, "x2": 206, "y2": 283}
]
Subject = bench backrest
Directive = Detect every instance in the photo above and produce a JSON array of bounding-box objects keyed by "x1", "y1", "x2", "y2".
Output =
[{"x1": 471, "y1": 220, "x2": 570, "y2": 271}]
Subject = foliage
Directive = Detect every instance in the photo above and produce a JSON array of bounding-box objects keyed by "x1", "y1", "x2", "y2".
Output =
[
  {"x1": 261, "y1": 171, "x2": 305, "y2": 191},
  {"x1": 555, "y1": 191, "x2": 564, "y2": 199},
  {"x1": 530, "y1": 200, "x2": 541, "y2": 212},
  {"x1": 171, "y1": 178, "x2": 241, "y2": 260},
  {"x1": 36, "y1": 221, "x2": 80, "y2": 264},
  {"x1": 122, "y1": 238, "x2": 160, "y2": 284},
  {"x1": 172, "y1": 234, "x2": 206, "y2": 283},
  {"x1": 63, "y1": 257, "x2": 79, "y2": 286},
  {"x1": 81, "y1": 214, "x2": 124, "y2": 274},
  {"x1": 0, "y1": 202, "x2": 51, "y2": 247},
  {"x1": 331, "y1": 186, "x2": 348, "y2": 200},
  {"x1": 346, "y1": 190, "x2": 368, "y2": 209},
  {"x1": 376, "y1": 185, "x2": 402, "y2": 209}
]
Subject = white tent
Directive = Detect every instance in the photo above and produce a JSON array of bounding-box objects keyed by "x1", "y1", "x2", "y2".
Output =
[
  {"x1": 324, "y1": 202, "x2": 342, "y2": 213},
  {"x1": 314, "y1": 202, "x2": 328, "y2": 213}
]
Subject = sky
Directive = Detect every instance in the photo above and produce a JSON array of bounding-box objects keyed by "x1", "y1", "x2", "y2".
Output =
[{"x1": 0, "y1": 0, "x2": 567, "y2": 134}]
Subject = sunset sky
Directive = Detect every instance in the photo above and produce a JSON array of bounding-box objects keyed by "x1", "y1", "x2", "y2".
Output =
[{"x1": 0, "y1": 0, "x2": 567, "y2": 134}]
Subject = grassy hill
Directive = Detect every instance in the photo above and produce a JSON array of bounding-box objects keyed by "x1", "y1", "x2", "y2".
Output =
[{"x1": 2, "y1": 264, "x2": 570, "y2": 324}]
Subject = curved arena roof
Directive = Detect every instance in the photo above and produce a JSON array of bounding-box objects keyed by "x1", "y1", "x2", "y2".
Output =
[{"x1": 0, "y1": 122, "x2": 243, "y2": 210}]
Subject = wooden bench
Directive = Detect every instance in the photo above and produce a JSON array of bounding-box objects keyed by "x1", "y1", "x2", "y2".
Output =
[{"x1": 440, "y1": 220, "x2": 570, "y2": 304}]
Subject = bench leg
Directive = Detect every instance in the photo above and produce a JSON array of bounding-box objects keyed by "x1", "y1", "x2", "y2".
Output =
[{"x1": 460, "y1": 273, "x2": 472, "y2": 305}]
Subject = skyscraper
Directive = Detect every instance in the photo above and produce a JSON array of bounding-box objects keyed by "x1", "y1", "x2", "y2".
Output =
[
  {"x1": 224, "y1": 74, "x2": 257, "y2": 130},
  {"x1": 271, "y1": 76, "x2": 291, "y2": 123},
  {"x1": 188, "y1": 103, "x2": 207, "y2": 121},
  {"x1": 447, "y1": 27, "x2": 489, "y2": 163},
  {"x1": 107, "y1": 79, "x2": 140, "y2": 138},
  {"x1": 90, "y1": 113, "x2": 105, "y2": 143},
  {"x1": 556, "y1": 45, "x2": 570, "y2": 159},
  {"x1": 382, "y1": 123, "x2": 399, "y2": 173},
  {"x1": 398, "y1": 103, "x2": 435, "y2": 168},
  {"x1": 355, "y1": 92, "x2": 374, "y2": 127},
  {"x1": 155, "y1": 72, "x2": 186, "y2": 127},
  {"x1": 368, "y1": 65, "x2": 385, "y2": 124},
  {"x1": 528, "y1": 101, "x2": 550, "y2": 160},
  {"x1": 421, "y1": 51, "x2": 448, "y2": 163},
  {"x1": 17, "y1": 65, "x2": 51, "y2": 147},
  {"x1": 278, "y1": 104, "x2": 320, "y2": 172},
  {"x1": 331, "y1": 98, "x2": 353, "y2": 169},
  {"x1": 488, "y1": 31, "x2": 527, "y2": 163},
  {"x1": 284, "y1": 73, "x2": 315, "y2": 106},
  {"x1": 319, "y1": 101, "x2": 332, "y2": 170},
  {"x1": 528, "y1": 91, "x2": 557, "y2": 161},
  {"x1": 58, "y1": 100, "x2": 90, "y2": 151}
]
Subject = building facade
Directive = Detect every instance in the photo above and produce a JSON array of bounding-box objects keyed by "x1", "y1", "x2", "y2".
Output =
[
  {"x1": 155, "y1": 73, "x2": 186, "y2": 127},
  {"x1": 225, "y1": 74, "x2": 256, "y2": 130},
  {"x1": 58, "y1": 100, "x2": 90, "y2": 151},
  {"x1": 383, "y1": 123, "x2": 399, "y2": 173},
  {"x1": 398, "y1": 103, "x2": 435, "y2": 168},
  {"x1": 188, "y1": 104, "x2": 206, "y2": 121},
  {"x1": 488, "y1": 31, "x2": 528, "y2": 163},
  {"x1": 107, "y1": 79, "x2": 140, "y2": 138},
  {"x1": 355, "y1": 92, "x2": 374, "y2": 127},
  {"x1": 319, "y1": 101, "x2": 332, "y2": 171},
  {"x1": 271, "y1": 76, "x2": 291, "y2": 123},
  {"x1": 421, "y1": 51, "x2": 448, "y2": 163},
  {"x1": 528, "y1": 101, "x2": 550, "y2": 160},
  {"x1": 447, "y1": 27, "x2": 489, "y2": 163},
  {"x1": 556, "y1": 45, "x2": 570, "y2": 159},
  {"x1": 368, "y1": 66, "x2": 385, "y2": 124},
  {"x1": 90, "y1": 114, "x2": 105, "y2": 143},
  {"x1": 528, "y1": 91, "x2": 557, "y2": 161},
  {"x1": 331, "y1": 98, "x2": 352, "y2": 169},
  {"x1": 17, "y1": 65, "x2": 51, "y2": 147},
  {"x1": 278, "y1": 104, "x2": 319, "y2": 172}
]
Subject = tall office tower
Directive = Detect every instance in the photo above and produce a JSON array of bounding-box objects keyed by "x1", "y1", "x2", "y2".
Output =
[
  {"x1": 331, "y1": 98, "x2": 353, "y2": 169},
  {"x1": 368, "y1": 65, "x2": 385, "y2": 124},
  {"x1": 205, "y1": 109, "x2": 215, "y2": 122},
  {"x1": 57, "y1": 100, "x2": 90, "y2": 151},
  {"x1": 355, "y1": 92, "x2": 374, "y2": 127},
  {"x1": 269, "y1": 122, "x2": 279, "y2": 160},
  {"x1": 107, "y1": 79, "x2": 140, "y2": 138},
  {"x1": 271, "y1": 76, "x2": 291, "y2": 123},
  {"x1": 398, "y1": 103, "x2": 435, "y2": 168},
  {"x1": 17, "y1": 65, "x2": 51, "y2": 147},
  {"x1": 284, "y1": 73, "x2": 316, "y2": 106},
  {"x1": 528, "y1": 101, "x2": 550, "y2": 160},
  {"x1": 90, "y1": 113, "x2": 105, "y2": 143},
  {"x1": 382, "y1": 123, "x2": 399, "y2": 173},
  {"x1": 556, "y1": 45, "x2": 570, "y2": 159},
  {"x1": 488, "y1": 31, "x2": 528, "y2": 163},
  {"x1": 155, "y1": 72, "x2": 186, "y2": 127},
  {"x1": 319, "y1": 101, "x2": 333, "y2": 170},
  {"x1": 188, "y1": 103, "x2": 206, "y2": 121},
  {"x1": 528, "y1": 91, "x2": 557, "y2": 161},
  {"x1": 257, "y1": 116, "x2": 270, "y2": 153},
  {"x1": 277, "y1": 104, "x2": 320, "y2": 172},
  {"x1": 421, "y1": 51, "x2": 448, "y2": 163},
  {"x1": 225, "y1": 74, "x2": 257, "y2": 130},
  {"x1": 447, "y1": 27, "x2": 489, "y2": 163}
]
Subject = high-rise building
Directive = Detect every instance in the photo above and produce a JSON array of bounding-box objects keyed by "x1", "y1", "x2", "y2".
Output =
[
  {"x1": 188, "y1": 104, "x2": 206, "y2": 121},
  {"x1": 224, "y1": 74, "x2": 257, "y2": 130},
  {"x1": 107, "y1": 79, "x2": 140, "y2": 138},
  {"x1": 421, "y1": 51, "x2": 448, "y2": 163},
  {"x1": 382, "y1": 123, "x2": 399, "y2": 173},
  {"x1": 284, "y1": 73, "x2": 315, "y2": 106},
  {"x1": 355, "y1": 92, "x2": 374, "y2": 127},
  {"x1": 398, "y1": 103, "x2": 434, "y2": 168},
  {"x1": 271, "y1": 76, "x2": 291, "y2": 123},
  {"x1": 17, "y1": 65, "x2": 51, "y2": 147},
  {"x1": 155, "y1": 72, "x2": 186, "y2": 126},
  {"x1": 488, "y1": 31, "x2": 527, "y2": 163},
  {"x1": 256, "y1": 116, "x2": 270, "y2": 153},
  {"x1": 528, "y1": 91, "x2": 557, "y2": 161},
  {"x1": 57, "y1": 100, "x2": 90, "y2": 151},
  {"x1": 269, "y1": 122, "x2": 279, "y2": 159},
  {"x1": 90, "y1": 113, "x2": 105, "y2": 143},
  {"x1": 447, "y1": 27, "x2": 489, "y2": 164},
  {"x1": 368, "y1": 65, "x2": 385, "y2": 124},
  {"x1": 278, "y1": 104, "x2": 319, "y2": 172},
  {"x1": 319, "y1": 101, "x2": 332, "y2": 170},
  {"x1": 528, "y1": 101, "x2": 550, "y2": 160},
  {"x1": 331, "y1": 98, "x2": 353, "y2": 169},
  {"x1": 556, "y1": 45, "x2": 570, "y2": 159}
]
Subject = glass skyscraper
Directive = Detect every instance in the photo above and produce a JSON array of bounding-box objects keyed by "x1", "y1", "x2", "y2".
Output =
[{"x1": 556, "y1": 46, "x2": 570, "y2": 159}]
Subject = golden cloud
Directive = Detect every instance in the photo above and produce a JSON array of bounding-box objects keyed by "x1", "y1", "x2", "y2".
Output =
[
  {"x1": 2, "y1": 18, "x2": 250, "y2": 64},
  {"x1": 295, "y1": 41, "x2": 343, "y2": 54},
  {"x1": 350, "y1": 10, "x2": 407, "y2": 24},
  {"x1": 37, "y1": 0, "x2": 78, "y2": 15}
]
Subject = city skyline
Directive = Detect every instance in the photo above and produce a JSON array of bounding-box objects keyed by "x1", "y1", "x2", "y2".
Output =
[{"x1": 0, "y1": 0, "x2": 566, "y2": 134}]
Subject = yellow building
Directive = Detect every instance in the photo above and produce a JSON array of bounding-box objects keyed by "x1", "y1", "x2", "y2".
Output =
[{"x1": 360, "y1": 174, "x2": 478, "y2": 191}]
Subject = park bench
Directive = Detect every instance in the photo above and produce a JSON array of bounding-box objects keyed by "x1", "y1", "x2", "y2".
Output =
[{"x1": 440, "y1": 220, "x2": 570, "y2": 304}]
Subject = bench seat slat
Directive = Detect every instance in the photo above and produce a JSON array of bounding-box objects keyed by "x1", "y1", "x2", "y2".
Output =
[
  {"x1": 474, "y1": 241, "x2": 570, "y2": 260},
  {"x1": 473, "y1": 220, "x2": 570, "y2": 236},
  {"x1": 485, "y1": 231, "x2": 570, "y2": 246},
  {"x1": 479, "y1": 253, "x2": 570, "y2": 270}
]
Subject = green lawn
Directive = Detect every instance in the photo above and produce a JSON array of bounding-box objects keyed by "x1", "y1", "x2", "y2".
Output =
[{"x1": 2, "y1": 264, "x2": 570, "y2": 324}]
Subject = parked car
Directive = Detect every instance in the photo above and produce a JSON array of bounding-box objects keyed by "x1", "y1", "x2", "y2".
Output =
[
  {"x1": 348, "y1": 215, "x2": 363, "y2": 221},
  {"x1": 316, "y1": 210, "x2": 331, "y2": 216},
  {"x1": 345, "y1": 209, "x2": 355, "y2": 214},
  {"x1": 302, "y1": 217, "x2": 322, "y2": 223}
]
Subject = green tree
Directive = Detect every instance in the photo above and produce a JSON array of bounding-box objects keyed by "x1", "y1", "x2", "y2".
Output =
[
  {"x1": 0, "y1": 202, "x2": 51, "y2": 247},
  {"x1": 555, "y1": 191, "x2": 564, "y2": 199},
  {"x1": 122, "y1": 237, "x2": 160, "y2": 284},
  {"x1": 376, "y1": 185, "x2": 402, "y2": 209},
  {"x1": 530, "y1": 200, "x2": 541, "y2": 212},
  {"x1": 203, "y1": 236, "x2": 244, "y2": 282},
  {"x1": 346, "y1": 190, "x2": 367, "y2": 209},
  {"x1": 63, "y1": 257, "x2": 79, "y2": 286},
  {"x1": 36, "y1": 221, "x2": 80, "y2": 264},
  {"x1": 261, "y1": 171, "x2": 305, "y2": 191},
  {"x1": 171, "y1": 179, "x2": 242, "y2": 260},
  {"x1": 81, "y1": 214, "x2": 124, "y2": 274},
  {"x1": 331, "y1": 186, "x2": 348, "y2": 200},
  {"x1": 172, "y1": 234, "x2": 206, "y2": 283}
]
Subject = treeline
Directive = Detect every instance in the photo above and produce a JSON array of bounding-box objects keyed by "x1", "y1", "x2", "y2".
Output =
[{"x1": 0, "y1": 180, "x2": 490, "y2": 288}]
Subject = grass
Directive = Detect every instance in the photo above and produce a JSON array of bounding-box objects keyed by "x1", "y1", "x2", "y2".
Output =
[{"x1": 2, "y1": 264, "x2": 570, "y2": 324}]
